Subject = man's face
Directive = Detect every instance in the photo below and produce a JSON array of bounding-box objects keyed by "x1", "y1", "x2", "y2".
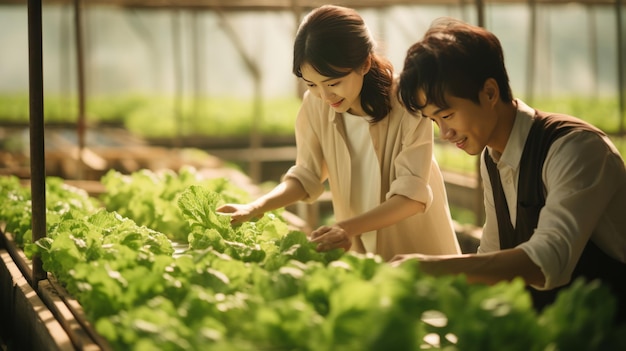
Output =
[{"x1": 418, "y1": 90, "x2": 499, "y2": 156}]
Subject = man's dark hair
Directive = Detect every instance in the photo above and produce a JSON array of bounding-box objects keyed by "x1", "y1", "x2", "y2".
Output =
[{"x1": 398, "y1": 17, "x2": 513, "y2": 115}]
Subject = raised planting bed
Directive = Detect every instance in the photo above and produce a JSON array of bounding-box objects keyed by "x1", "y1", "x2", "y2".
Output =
[
  {"x1": 1, "y1": 170, "x2": 625, "y2": 351},
  {"x1": 0, "y1": 233, "x2": 99, "y2": 351}
]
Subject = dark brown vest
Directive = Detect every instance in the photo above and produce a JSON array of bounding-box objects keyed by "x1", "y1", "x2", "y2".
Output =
[{"x1": 485, "y1": 111, "x2": 625, "y2": 323}]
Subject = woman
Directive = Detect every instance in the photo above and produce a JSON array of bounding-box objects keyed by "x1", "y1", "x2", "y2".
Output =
[{"x1": 216, "y1": 5, "x2": 460, "y2": 261}]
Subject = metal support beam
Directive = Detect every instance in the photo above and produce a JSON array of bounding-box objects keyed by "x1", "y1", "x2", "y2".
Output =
[
  {"x1": 74, "y1": 0, "x2": 87, "y2": 179},
  {"x1": 617, "y1": 0, "x2": 625, "y2": 134},
  {"x1": 526, "y1": 0, "x2": 537, "y2": 103},
  {"x1": 476, "y1": 0, "x2": 485, "y2": 26},
  {"x1": 27, "y1": 0, "x2": 47, "y2": 287}
]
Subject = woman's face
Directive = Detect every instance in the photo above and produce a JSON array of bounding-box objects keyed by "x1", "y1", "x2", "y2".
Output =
[{"x1": 300, "y1": 63, "x2": 367, "y2": 116}]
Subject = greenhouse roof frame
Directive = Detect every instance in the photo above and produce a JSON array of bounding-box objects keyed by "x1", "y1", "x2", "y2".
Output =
[{"x1": 0, "y1": 0, "x2": 621, "y2": 9}]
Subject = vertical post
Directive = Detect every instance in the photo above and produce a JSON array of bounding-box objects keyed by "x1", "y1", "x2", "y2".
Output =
[
  {"x1": 474, "y1": 0, "x2": 486, "y2": 226},
  {"x1": 475, "y1": 0, "x2": 484, "y2": 27},
  {"x1": 192, "y1": 11, "x2": 203, "y2": 132},
  {"x1": 27, "y1": 0, "x2": 48, "y2": 287},
  {"x1": 216, "y1": 9, "x2": 262, "y2": 183},
  {"x1": 617, "y1": 0, "x2": 625, "y2": 134},
  {"x1": 74, "y1": 0, "x2": 87, "y2": 179},
  {"x1": 172, "y1": 10, "x2": 184, "y2": 148},
  {"x1": 587, "y1": 5, "x2": 598, "y2": 98},
  {"x1": 526, "y1": 0, "x2": 537, "y2": 104}
]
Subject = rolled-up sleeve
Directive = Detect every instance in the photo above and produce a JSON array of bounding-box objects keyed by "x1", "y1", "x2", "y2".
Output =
[
  {"x1": 282, "y1": 92, "x2": 327, "y2": 203},
  {"x1": 386, "y1": 114, "x2": 434, "y2": 210},
  {"x1": 517, "y1": 131, "x2": 624, "y2": 290},
  {"x1": 283, "y1": 165, "x2": 325, "y2": 203}
]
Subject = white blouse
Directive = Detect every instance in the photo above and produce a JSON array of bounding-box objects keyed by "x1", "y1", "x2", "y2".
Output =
[{"x1": 343, "y1": 111, "x2": 381, "y2": 253}]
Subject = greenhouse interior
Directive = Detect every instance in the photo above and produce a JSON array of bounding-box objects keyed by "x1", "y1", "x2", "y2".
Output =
[{"x1": 1, "y1": 0, "x2": 625, "y2": 349}]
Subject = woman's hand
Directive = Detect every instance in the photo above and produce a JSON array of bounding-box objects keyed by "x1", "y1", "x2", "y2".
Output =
[
  {"x1": 215, "y1": 203, "x2": 264, "y2": 225},
  {"x1": 309, "y1": 224, "x2": 352, "y2": 252}
]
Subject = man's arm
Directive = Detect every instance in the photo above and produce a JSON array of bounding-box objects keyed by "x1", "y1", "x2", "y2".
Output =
[{"x1": 391, "y1": 248, "x2": 546, "y2": 287}]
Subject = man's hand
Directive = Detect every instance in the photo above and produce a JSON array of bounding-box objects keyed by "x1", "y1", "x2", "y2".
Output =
[{"x1": 389, "y1": 253, "x2": 428, "y2": 267}]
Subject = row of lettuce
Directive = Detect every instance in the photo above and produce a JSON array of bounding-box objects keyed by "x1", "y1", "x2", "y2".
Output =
[{"x1": 0, "y1": 167, "x2": 625, "y2": 350}]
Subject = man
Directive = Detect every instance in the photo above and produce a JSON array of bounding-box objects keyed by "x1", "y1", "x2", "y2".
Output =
[{"x1": 394, "y1": 17, "x2": 626, "y2": 323}]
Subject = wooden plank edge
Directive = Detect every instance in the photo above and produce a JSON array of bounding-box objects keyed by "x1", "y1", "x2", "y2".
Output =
[
  {"x1": 1, "y1": 230, "x2": 111, "y2": 350},
  {"x1": 1, "y1": 249, "x2": 74, "y2": 351},
  {"x1": 0, "y1": 231, "x2": 34, "y2": 288},
  {"x1": 40, "y1": 279, "x2": 110, "y2": 351}
]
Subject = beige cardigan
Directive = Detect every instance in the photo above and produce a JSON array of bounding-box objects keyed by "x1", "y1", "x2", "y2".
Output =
[{"x1": 284, "y1": 90, "x2": 461, "y2": 261}]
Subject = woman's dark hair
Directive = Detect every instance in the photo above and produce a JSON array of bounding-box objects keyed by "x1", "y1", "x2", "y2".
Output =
[
  {"x1": 293, "y1": 5, "x2": 394, "y2": 122},
  {"x1": 398, "y1": 17, "x2": 513, "y2": 115}
]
